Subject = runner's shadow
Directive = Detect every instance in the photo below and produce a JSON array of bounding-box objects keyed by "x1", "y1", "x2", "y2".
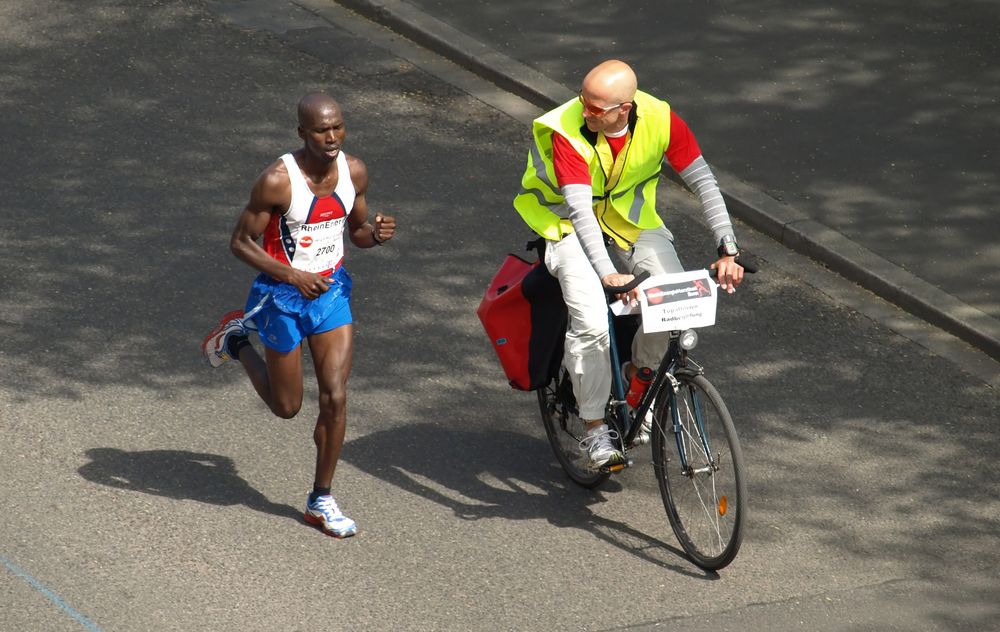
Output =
[
  {"x1": 345, "y1": 424, "x2": 711, "y2": 578},
  {"x1": 77, "y1": 448, "x2": 300, "y2": 521}
]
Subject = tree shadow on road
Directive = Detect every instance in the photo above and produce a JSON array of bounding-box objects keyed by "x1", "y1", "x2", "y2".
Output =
[
  {"x1": 76, "y1": 448, "x2": 300, "y2": 522},
  {"x1": 344, "y1": 423, "x2": 714, "y2": 579}
]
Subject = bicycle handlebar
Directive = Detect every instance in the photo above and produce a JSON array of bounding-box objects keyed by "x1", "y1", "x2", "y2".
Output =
[
  {"x1": 731, "y1": 253, "x2": 759, "y2": 274},
  {"x1": 709, "y1": 252, "x2": 759, "y2": 275},
  {"x1": 604, "y1": 270, "x2": 651, "y2": 295},
  {"x1": 708, "y1": 252, "x2": 759, "y2": 279},
  {"x1": 605, "y1": 253, "x2": 759, "y2": 297}
]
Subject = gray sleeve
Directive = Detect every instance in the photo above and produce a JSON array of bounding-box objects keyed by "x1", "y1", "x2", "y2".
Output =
[
  {"x1": 562, "y1": 183, "x2": 617, "y2": 279},
  {"x1": 678, "y1": 155, "x2": 735, "y2": 246}
]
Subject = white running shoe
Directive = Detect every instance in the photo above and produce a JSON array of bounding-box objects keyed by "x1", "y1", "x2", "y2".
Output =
[
  {"x1": 304, "y1": 495, "x2": 357, "y2": 538},
  {"x1": 579, "y1": 424, "x2": 625, "y2": 469}
]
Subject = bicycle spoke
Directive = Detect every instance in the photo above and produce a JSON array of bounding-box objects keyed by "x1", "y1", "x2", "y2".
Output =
[{"x1": 678, "y1": 396, "x2": 728, "y2": 550}]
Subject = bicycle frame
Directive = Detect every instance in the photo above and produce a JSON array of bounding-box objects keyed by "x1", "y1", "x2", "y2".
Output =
[{"x1": 605, "y1": 308, "x2": 713, "y2": 473}]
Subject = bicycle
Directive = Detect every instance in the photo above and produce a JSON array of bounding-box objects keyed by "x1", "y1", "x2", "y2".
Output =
[{"x1": 536, "y1": 260, "x2": 755, "y2": 571}]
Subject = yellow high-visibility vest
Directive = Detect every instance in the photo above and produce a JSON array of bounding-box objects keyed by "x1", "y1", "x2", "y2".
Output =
[{"x1": 513, "y1": 90, "x2": 672, "y2": 248}]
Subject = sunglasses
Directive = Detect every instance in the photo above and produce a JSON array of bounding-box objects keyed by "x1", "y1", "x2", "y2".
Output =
[{"x1": 578, "y1": 92, "x2": 626, "y2": 117}]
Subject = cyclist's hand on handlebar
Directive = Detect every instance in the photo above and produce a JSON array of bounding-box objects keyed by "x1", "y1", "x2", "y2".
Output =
[
  {"x1": 602, "y1": 272, "x2": 641, "y2": 305},
  {"x1": 710, "y1": 256, "x2": 744, "y2": 294}
]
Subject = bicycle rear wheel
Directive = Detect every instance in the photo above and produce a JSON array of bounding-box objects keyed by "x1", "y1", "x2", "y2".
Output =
[
  {"x1": 652, "y1": 373, "x2": 746, "y2": 570},
  {"x1": 537, "y1": 369, "x2": 609, "y2": 489}
]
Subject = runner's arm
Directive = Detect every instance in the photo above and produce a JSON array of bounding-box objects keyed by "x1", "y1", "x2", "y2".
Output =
[
  {"x1": 346, "y1": 155, "x2": 395, "y2": 248},
  {"x1": 230, "y1": 163, "x2": 332, "y2": 299}
]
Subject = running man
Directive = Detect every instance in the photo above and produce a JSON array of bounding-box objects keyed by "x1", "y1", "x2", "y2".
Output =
[{"x1": 201, "y1": 92, "x2": 396, "y2": 538}]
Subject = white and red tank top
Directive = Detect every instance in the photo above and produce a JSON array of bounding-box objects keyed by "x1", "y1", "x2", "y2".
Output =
[{"x1": 262, "y1": 151, "x2": 356, "y2": 277}]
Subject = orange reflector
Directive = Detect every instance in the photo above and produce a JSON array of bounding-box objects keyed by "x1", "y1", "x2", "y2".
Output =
[{"x1": 718, "y1": 496, "x2": 728, "y2": 516}]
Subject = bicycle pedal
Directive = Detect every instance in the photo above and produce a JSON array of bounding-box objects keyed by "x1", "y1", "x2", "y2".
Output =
[{"x1": 601, "y1": 457, "x2": 634, "y2": 474}]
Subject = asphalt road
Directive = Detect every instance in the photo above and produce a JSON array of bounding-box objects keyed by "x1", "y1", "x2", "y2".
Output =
[
  {"x1": 399, "y1": 0, "x2": 1000, "y2": 308},
  {"x1": 340, "y1": 0, "x2": 1000, "y2": 359},
  {"x1": 1, "y1": 1, "x2": 998, "y2": 631}
]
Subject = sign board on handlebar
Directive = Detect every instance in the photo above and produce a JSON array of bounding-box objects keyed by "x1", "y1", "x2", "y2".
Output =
[{"x1": 611, "y1": 270, "x2": 718, "y2": 332}]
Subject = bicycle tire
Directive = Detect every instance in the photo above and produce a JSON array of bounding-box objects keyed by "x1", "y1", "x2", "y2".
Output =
[
  {"x1": 536, "y1": 371, "x2": 609, "y2": 489},
  {"x1": 652, "y1": 373, "x2": 746, "y2": 570}
]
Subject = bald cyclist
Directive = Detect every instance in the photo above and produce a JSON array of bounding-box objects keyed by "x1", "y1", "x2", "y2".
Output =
[
  {"x1": 513, "y1": 60, "x2": 746, "y2": 468},
  {"x1": 201, "y1": 92, "x2": 396, "y2": 538}
]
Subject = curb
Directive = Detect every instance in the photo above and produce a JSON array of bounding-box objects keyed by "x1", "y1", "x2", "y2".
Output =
[{"x1": 332, "y1": 0, "x2": 1000, "y2": 362}]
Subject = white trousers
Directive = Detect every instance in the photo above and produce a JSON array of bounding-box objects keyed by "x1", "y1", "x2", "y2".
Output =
[{"x1": 544, "y1": 226, "x2": 683, "y2": 420}]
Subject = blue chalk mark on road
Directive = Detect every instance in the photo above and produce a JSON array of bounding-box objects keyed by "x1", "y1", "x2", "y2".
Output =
[{"x1": 2, "y1": 554, "x2": 104, "y2": 632}]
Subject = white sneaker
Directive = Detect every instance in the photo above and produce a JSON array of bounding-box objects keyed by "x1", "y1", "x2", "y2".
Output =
[
  {"x1": 579, "y1": 424, "x2": 625, "y2": 468},
  {"x1": 304, "y1": 494, "x2": 357, "y2": 538}
]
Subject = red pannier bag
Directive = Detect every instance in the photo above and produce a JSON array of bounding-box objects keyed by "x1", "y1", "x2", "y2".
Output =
[{"x1": 477, "y1": 252, "x2": 566, "y2": 390}]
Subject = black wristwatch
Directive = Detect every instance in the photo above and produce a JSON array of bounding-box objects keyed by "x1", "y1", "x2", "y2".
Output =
[{"x1": 718, "y1": 234, "x2": 739, "y2": 257}]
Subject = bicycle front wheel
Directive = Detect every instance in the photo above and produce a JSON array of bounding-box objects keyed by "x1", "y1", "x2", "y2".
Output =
[
  {"x1": 537, "y1": 371, "x2": 609, "y2": 489},
  {"x1": 652, "y1": 373, "x2": 746, "y2": 571}
]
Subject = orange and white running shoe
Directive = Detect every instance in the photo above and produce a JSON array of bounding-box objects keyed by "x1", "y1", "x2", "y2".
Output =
[{"x1": 200, "y1": 310, "x2": 246, "y2": 368}]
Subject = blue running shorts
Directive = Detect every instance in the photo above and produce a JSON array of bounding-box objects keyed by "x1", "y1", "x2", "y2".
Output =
[{"x1": 244, "y1": 267, "x2": 353, "y2": 353}]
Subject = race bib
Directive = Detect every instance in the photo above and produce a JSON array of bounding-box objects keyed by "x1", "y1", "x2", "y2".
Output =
[{"x1": 296, "y1": 217, "x2": 346, "y2": 273}]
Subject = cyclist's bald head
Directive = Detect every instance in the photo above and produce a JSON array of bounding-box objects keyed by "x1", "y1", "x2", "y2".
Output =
[
  {"x1": 582, "y1": 60, "x2": 638, "y2": 104},
  {"x1": 297, "y1": 92, "x2": 341, "y2": 127}
]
